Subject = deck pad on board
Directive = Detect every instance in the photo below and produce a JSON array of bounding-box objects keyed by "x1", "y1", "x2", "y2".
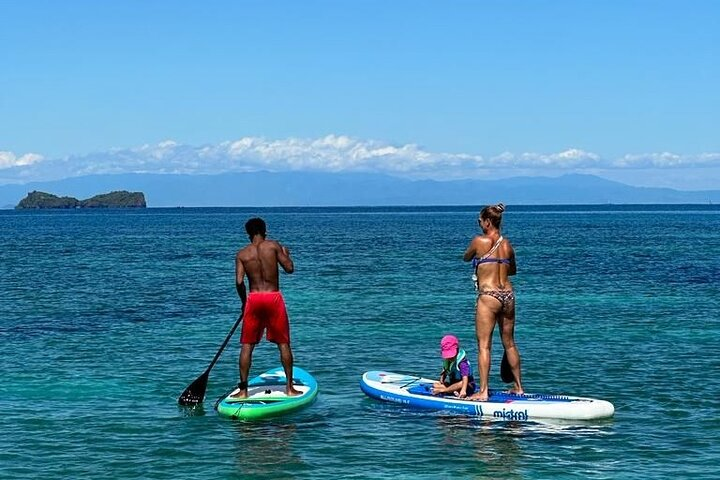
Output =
[{"x1": 216, "y1": 367, "x2": 318, "y2": 420}]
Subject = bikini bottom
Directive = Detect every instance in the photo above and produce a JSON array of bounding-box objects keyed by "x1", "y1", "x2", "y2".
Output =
[{"x1": 478, "y1": 289, "x2": 515, "y2": 312}]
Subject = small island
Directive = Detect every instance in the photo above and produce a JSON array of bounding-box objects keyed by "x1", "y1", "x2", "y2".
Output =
[{"x1": 16, "y1": 190, "x2": 147, "y2": 209}]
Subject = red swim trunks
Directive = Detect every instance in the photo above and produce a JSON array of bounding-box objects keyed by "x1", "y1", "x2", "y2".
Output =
[{"x1": 241, "y1": 291, "x2": 290, "y2": 344}]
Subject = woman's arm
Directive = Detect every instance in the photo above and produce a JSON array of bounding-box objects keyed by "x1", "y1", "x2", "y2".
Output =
[
  {"x1": 463, "y1": 237, "x2": 479, "y2": 262},
  {"x1": 508, "y1": 244, "x2": 517, "y2": 276}
]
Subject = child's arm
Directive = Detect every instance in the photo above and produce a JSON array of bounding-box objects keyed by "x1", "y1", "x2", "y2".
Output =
[
  {"x1": 433, "y1": 369, "x2": 447, "y2": 395},
  {"x1": 458, "y1": 376, "x2": 469, "y2": 398}
]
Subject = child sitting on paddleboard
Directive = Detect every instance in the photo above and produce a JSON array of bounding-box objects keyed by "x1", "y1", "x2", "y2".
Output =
[{"x1": 432, "y1": 334, "x2": 476, "y2": 399}]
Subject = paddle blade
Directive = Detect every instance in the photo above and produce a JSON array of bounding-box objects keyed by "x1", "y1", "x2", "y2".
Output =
[
  {"x1": 500, "y1": 351, "x2": 514, "y2": 383},
  {"x1": 178, "y1": 372, "x2": 209, "y2": 406}
]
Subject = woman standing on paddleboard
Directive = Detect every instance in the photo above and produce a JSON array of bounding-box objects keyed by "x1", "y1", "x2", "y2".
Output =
[{"x1": 463, "y1": 203, "x2": 524, "y2": 401}]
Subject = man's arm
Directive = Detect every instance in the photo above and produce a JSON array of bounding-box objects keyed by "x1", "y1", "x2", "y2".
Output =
[
  {"x1": 277, "y1": 243, "x2": 294, "y2": 274},
  {"x1": 235, "y1": 253, "x2": 247, "y2": 308}
]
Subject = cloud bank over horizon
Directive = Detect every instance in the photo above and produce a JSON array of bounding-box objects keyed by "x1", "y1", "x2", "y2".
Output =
[{"x1": 2, "y1": 136, "x2": 719, "y2": 189}]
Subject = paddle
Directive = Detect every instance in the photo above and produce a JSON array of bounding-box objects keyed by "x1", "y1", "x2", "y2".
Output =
[
  {"x1": 379, "y1": 374, "x2": 421, "y2": 384},
  {"x1": 178, "y1": 312, "x2": 244, "y2": 406},
  {"x1": 500, "y1": 351, "x2": 514, "y2": 383}
]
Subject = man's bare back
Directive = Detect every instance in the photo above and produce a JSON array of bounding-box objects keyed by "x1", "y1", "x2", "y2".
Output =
[{"x1": 236, "y1": 239, "x2": 294, "y2": 293}]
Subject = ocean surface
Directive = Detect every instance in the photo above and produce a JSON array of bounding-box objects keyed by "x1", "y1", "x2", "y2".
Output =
[{"x1": 1, "y1": 205, "x2": 718, "y2": 479}]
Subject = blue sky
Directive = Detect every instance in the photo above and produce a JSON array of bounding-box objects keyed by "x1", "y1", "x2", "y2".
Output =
[{"x1": 1, "y1": 1, "x2": 719, "y2": 189}]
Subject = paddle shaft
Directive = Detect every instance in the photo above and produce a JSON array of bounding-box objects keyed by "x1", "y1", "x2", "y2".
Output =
[
  {"x1": 178, "y1": 312, "x2": 245, "y2": 405},
  {"x1": 204, "y1": 312, "x2": 244, "y2": 373}
]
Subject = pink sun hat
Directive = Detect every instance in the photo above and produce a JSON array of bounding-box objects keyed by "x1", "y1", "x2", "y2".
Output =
[{"x1": 440, "y1": 335, "x2": 459, "y2": 359}]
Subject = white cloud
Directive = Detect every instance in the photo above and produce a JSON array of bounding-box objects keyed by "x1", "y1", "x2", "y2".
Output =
[
  {"x1": 613, "y1": 152, "x2": 720, "y2": 168},
  {"x1": 490, "y1": 149, "x2": 602, "y2": 168},
  {"x1": 1, "y1": 136, "x2": 719, "y2": 187},
  {"x1": 0, "y1": 151, "x2": 44, "y2": 168},
  {"x1": 195, "y1": 135, "x2": 485, "y2": 174}
]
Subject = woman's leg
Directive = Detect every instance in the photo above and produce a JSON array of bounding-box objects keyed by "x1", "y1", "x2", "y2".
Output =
[
  {"x1": 469, "y1": 296, "x2": 499, "y2": 401},
  {"x1": 498, "y1": 305, "x2": 524, "y2": 394}
]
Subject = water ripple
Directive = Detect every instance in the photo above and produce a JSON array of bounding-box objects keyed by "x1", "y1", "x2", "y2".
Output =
[{"x1": 1, "y1": 208, "x2": 719, "y2": 479}]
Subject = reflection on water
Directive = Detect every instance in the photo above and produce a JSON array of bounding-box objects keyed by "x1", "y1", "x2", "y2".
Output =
[
  {"x1": 434, "y1": 412, "x2": 616, "y2": 479},
  {"x1": 177, "y1": 404, "x2": 207, "y2": 418},
  {"x1": 230, "y1": 420, "x2": 307, "y2": 479},
  {"x1": 436, "y1": 415, "x2": 524, "y2": 479}
]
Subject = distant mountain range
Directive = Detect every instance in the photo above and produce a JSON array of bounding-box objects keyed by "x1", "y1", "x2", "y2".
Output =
[{"x1": 1, "y1": 172, "x2": 718, "y2": 208}]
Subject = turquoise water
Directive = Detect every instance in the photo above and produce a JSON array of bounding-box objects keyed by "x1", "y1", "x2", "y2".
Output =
[{"x1": 1, "y1": 206, "x2": 718, "y2": 479}]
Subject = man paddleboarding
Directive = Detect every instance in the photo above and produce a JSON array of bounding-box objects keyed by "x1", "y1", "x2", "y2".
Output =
[{"x1": 232, "y1": 217, "x2": 301, "y2": 398}]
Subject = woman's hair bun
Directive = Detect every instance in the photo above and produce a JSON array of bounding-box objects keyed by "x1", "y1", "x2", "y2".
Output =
[{"x1": 495, "y1": 203, "x2": 505, "y2": 213}]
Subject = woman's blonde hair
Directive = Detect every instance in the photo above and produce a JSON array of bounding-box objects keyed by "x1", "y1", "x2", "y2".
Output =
[{"x1": 479, "y1": 203, "x2": 506, "y2": 228}]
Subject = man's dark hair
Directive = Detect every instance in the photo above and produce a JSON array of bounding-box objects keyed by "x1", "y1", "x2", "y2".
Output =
[{"x1": 245, "y1": 217, "x2": 266, "y2": 238}]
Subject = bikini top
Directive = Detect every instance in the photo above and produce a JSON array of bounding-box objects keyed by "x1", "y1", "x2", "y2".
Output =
[
  {"x1": 472, "y1": 236, "x2": 510, "y2": 268},
  {"x1": 473, "y1": 257, "x2": 511, "y2": 267},
  {"x1": 472, "y1": 236, "x2": 510, "y2": 291}
]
